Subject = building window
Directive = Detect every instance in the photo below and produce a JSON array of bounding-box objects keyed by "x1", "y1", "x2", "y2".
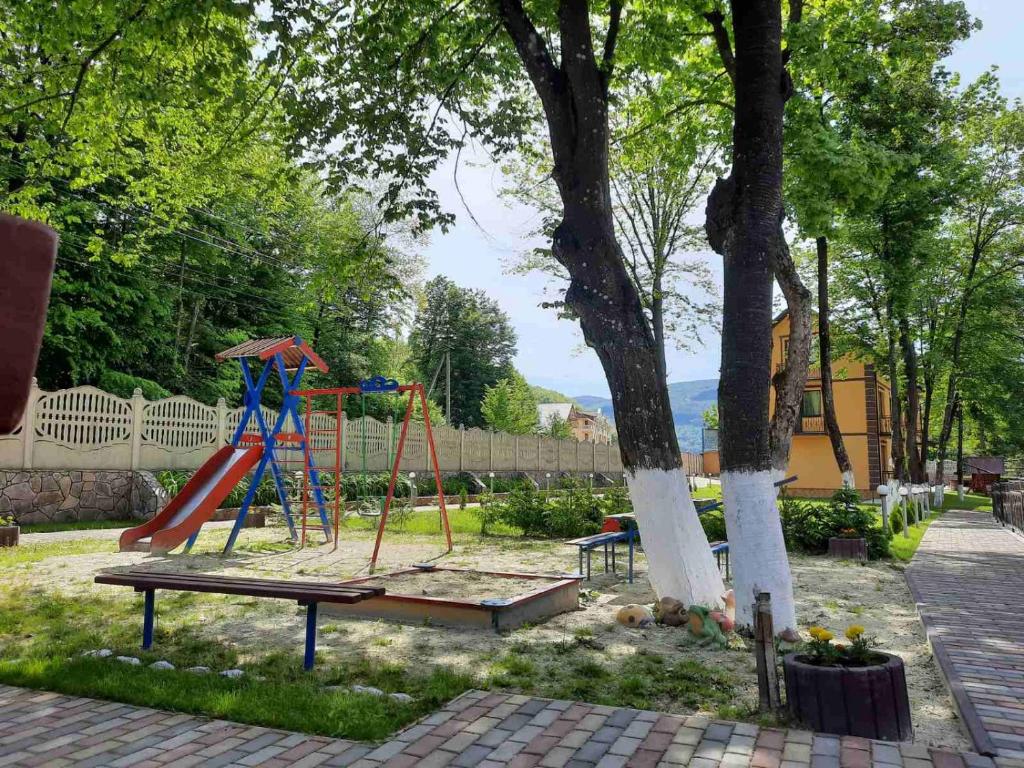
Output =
[{"x1": 802, "y1": 390, "x2": 823, "y2": 417}]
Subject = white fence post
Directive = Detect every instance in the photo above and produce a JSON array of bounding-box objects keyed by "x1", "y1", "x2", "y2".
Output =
[
  {"x1": 514, "y1": 435, "x2": 519, "y2": 472},
  {"x1": 129, "y1": 388, "x2": 145, "y2": 469},
  {"x1": 340, "y1": 412, "x2": 347, "y2": 471},
  {"x1": 216, "y1": 397, "x2": 227, "y2": 445},
  {"x1": 21, "y1": 378, "x2": 38, "y2": 470},
  {"x1": 459, "y1": 425, "x2": 465, "y2": 472},
  {"x1": 488, "y1": 430, "x2": 494, "y2": 471}
]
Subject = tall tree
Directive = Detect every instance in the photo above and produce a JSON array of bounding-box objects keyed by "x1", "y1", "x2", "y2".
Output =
[
  {"x1": 481, "y1": 371, "x2": 539, "y2": 434},
  {"x1": 409, "y1": 276, "x2": 517, "y2": 428},
  {"x1": 702, "y1": 0, "x2": 807, "y2": 633}
]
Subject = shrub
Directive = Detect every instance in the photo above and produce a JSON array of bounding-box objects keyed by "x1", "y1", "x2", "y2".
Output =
[
  {"x1": 98, "y1": 371, "x2": 171, "y2": 401},
  {"x1": 699, "y1": 510, "x2": 728, "y2": 542},
  {"x1": 492, "y1": 487, "x2": 548, "y2": 536},
  {"x1": 599, "y1": 485, "x2": 631, "y2": 518},
  {"x1": 780, "y1": 489, "x2": 889, "y2": 559},
  {"x1": 545, "y1": 485, "x2": 603, "y2": 538},
  {"x1": 472, "y1": 491, "x2": 501, "y2": 535}
]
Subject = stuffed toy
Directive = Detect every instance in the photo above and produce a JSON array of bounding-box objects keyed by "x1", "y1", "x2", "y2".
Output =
[
  {"x1": 654, "y1": 596, "x2": 687, "y2": 627},
  {"x1": 616, "y1": 604, "x2": 654, "y2": 628},
  {"x1": 686, "y1": 605, "x2": 728, "y2": 648}
]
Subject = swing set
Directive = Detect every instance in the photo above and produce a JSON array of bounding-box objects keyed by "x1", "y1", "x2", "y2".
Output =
[
  {"x1": 129, "y1": 336, "x2": 452, "y2": 569},
  {"x1": 291, "y1": 376, "x2": 452, "y2": 572}
]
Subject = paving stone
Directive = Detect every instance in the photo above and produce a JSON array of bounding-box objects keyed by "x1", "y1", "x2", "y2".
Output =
[
  {"x1": 609, "y1": 735, "x2": 642, "y2": 756},
  {"x1": 814, "y1": 738, "x2": 841, "y2": 757},
  {"x1": 708, "y1": 724, "x2": 737, "y2": 742},
  {"x1": 595, "y1": 755, "x2": 628, "y2": 768},
  {"x1": 576, "y1": 740, "x2": 612, "y2": 763},
  {"x1": 453, "y1": 744, "x2": 495, "y2": 767},
  {"x1": 812, "y1": 756, "x2": 841, "y2": 768},
  {"x1": 783, "y1": 743, "x2": 812, "y2": 762},
  {"x1": 559, "y1": 730, "x2": 592, "y2": 749},
  {"x1": 872, "y1": 744, "x2": 903, "y2": 765},
  {"x1": 607, "y1": 710, "x2": 639, "y2": 728},
  {"x1": 593, "y1": 726, "x2": 625, "y2": 743},
  {"x1": 695, "y1": 739, "x2": 727, "y2": 761},
  {"x1": 661, "y1": 744, "x2": 695, "y2": 765},
  {"x1": 623, "y1": 720, "x2": 654, "y2": 739},
  {"x1": 674, "y1": 728, "x2": 706, "y2": 746}
]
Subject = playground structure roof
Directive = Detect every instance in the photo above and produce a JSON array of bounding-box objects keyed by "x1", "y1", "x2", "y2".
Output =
[{"x1": 215, "y1": 336, "x2": 329, "y2": 374}]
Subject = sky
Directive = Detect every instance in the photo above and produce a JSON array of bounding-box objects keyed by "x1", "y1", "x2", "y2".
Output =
[{"x1": 420, "y1": 0, "x2": 1024, "y2": 399}]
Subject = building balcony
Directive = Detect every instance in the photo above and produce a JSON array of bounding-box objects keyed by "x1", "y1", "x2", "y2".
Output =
[{"x1": 796, "y1": 415, "x2": 825, "y2": 434}]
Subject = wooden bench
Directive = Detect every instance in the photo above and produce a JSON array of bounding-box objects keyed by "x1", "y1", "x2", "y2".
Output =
[{"x1": 94, "y1": 570, "x2": 383, "y2": 670}]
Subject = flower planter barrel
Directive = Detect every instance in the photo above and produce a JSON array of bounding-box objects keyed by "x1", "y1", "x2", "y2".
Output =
[
  {"x1": 828, "y1": 537, "x2": 867, "y2": 560},
  {"x1": 783, "y1": 652, "x2": 912, "y2": 741},
  {"x1": 0, "y1": 526, "x2": 19, "y2": 548}
]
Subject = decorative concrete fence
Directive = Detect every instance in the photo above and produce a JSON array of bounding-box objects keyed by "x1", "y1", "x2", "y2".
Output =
[{"x1": 0, "y1": 382, "x2": 624, "y2": 476}]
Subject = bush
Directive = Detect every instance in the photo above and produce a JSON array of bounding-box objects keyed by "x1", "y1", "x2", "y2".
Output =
[
  {"x1": 98, "y1": 371, "x2": 171, "y2": 401},
  {"x1": 779, "y1": 489, "x2": 890, "y2": 559},
  {"x1": 545, "y1": 486, "x2": 603, "y2": 538},
  {"x1": 492, "y1": 487, "x2": 548, "y2": 536},
  {"x1": 699, "y1": 510, "x2": 728, "y2": 542}
]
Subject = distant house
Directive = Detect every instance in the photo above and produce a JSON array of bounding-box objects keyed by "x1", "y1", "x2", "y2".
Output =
[
  {"x1": 702, "y1": 311, "x2": 902, "y2": 493},
  {"x1": 536, "y1": 403, "x2": 613, "y2": 444},
  {"x1": 964, "y1": 456, "x2": 1004, "y2": 494},
  {"x1": 769, "y1": 310, "x2": 898, "y2": 494}
]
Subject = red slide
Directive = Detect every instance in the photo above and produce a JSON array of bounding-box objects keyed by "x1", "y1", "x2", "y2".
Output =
[{"x1": 120, "y1": 444, "x2": 263, "y2": 554}]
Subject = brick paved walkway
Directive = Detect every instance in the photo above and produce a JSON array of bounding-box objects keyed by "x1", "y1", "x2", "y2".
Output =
[
  {"x1": 0, "y1": 685, "x2": 1009, "y2": 768},
  {"x1": 907, "y1": 511, "x2": 1024, "y2": 759}
]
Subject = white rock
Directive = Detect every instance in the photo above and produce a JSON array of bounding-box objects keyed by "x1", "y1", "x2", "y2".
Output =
[
  {"x1": 149, "y1": 661, "x2": 174, "y2": 671},
  {"x1": 389, "y1": 692, "x2": 414, "y2": 704},
  {"x1": 220, "y1": 669, "x2": 244, "y2": 678},
  {"x1": 115, "y1": 656, "x2": 140, "y2": 665},
  {"x1": 186, "y1": 666, "x2": 210, "y2": 674},
  {"x1": 82, "y1": 648, "x2": 113, "y2": 658},
  {"x1": 351, "y1": 685, "x2": 384, "y2": 696}
]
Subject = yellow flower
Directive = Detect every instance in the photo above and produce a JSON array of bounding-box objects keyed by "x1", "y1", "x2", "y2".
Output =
[
  {"x1": 845, "y1": 625, "x2": 866, "y2": 641},
  {"x1": 808, "y1": 626, "x2": 833, "y2": 642}
]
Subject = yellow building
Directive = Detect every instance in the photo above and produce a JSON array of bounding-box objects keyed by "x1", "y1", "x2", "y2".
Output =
[{"x1": 770, "y1": 311, "x2": 894, "y2": 495}]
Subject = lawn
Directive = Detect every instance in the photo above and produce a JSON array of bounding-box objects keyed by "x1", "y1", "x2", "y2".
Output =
[{"x1": 19, "y1": 518, "x2": 136, "y2": 534}]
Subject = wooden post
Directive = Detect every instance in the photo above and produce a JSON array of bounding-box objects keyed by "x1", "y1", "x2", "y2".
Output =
[{"x1": 753, "y1": 592, "x2": 781, "y2": 713}]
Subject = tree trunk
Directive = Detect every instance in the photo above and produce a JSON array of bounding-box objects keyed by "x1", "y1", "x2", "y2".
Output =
[
  {"x1": 704, "y1": 0, "x2": 796, "y2": 633},
  {"x1": 651, "y1": 282, "x2": 668, "y2": 382},
  {"x1": 496, "y1": 0, "x2": 724, "y2": 608},
  {"x1": 816, "y1": 237, "x2": 854, "y2": 487},
  {"x1": 935, "y1": 245, "x2": 981, "y2": 487},
  {"x1": 898, "y1": 316, "x2": 922, "y2": 482},
  {"x1": 884, "y1": 303, "x2": 906, "y2": 482},
  {"x1": 769, "y1": 230, "x2": 813, "y2": 477}
]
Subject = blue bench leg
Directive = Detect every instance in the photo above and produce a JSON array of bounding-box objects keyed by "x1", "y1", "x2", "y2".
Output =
[
  {"x1": 304, "y1": 602, "x2": 318, "y2": 671},
  {"x1": 578, "y1": 548, "x2": 583, "y2": 577},
  {"x1": 628, "y1": 532, "x2": 634, "y2": 584},
  {"x1": 586, "y1": 549, "x2": 592, "y2": 580},
  {"x1": 611, "y1": 541, "x2": 616, "y2": 572},
  {"x1": 142, "y1": 589, "x2": 155, "y2": 650}
]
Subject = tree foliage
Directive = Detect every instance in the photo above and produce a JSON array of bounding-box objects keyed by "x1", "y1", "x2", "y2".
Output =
[{"x1": 481, "y1": 371, "x2": 538, "y2": 434}]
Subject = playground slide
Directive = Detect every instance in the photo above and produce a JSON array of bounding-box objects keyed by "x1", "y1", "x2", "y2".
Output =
[{"x1": 119, "y1": 444, "x2": 263, "y2": 554}]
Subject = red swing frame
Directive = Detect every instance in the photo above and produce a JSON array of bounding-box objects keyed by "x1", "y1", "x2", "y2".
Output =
[{"x1": 291, "y1": 381, "x2": 452, "y2": 572}]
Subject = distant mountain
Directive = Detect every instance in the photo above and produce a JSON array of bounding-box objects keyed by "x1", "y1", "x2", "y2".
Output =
[
  {"x1": 573, "y1": 379, "x2": 718, "y2": 452},
  {"x1": 529, "y1": 385, "x2": 575, "y2": 405}
]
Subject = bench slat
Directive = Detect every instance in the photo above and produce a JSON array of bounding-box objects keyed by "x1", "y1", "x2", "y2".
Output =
[
  {"x1": 94, "y1": 571, "x2": 383, "y2": 605},
  {"x1": 101, "y1": 570, "x2": 382, "y2": 596}
]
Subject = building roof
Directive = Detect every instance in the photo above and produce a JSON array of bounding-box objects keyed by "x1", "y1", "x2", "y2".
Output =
[
  {"x1": 215, "y1": 336, "x2": 329, "y2": 373},
  {"x1": 537, "y1": 403, "x2": 574, "y2": 424},
  {"x1": 964, "y1": 456, "x2": 1005, "y2": 475}
]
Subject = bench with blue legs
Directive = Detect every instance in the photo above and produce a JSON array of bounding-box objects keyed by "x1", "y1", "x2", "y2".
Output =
[
  {"x1": 567, "y1": 500, "x2": 728, "y2": 584},
  {"x1": 95, "y1": 570, "x2": 383, "y2": 670}
]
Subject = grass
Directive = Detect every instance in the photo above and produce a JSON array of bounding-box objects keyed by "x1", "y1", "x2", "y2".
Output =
[
  {"x1": 19, "y1": 518, "x2": 135, "y2": 534},
  {"x1": 0, "y1": 538, "x2": 116, "y2": 568},
  {"x1": 0, "y1": 584, "x2": 472, "y2": 740},
  {"x1": 483, "y1": 642, "x2": 739, "y2": 715}
]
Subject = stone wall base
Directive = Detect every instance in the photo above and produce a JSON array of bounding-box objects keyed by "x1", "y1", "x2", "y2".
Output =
[{"x1": 0, "y1": 470, "x2": 167, "y2": 525}]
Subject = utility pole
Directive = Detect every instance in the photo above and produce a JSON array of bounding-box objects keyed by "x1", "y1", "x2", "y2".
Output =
[{"x1": 445, "y1": 350, "x2": 451, "y2": 423}]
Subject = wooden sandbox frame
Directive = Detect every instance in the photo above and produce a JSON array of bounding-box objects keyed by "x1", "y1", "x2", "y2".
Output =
[{"x1": 325, "y1": 565, "x2": 582, "y2": 631}]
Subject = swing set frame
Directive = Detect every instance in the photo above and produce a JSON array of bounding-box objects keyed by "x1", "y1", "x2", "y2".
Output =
[{"x1": 292, "y1": 377, "x2": 452, "y2": 572}]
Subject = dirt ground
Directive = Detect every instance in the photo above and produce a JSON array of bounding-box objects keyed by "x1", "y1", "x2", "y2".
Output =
[{"x1": 26, "y1": 522, "x2": 968, "y2": 750}]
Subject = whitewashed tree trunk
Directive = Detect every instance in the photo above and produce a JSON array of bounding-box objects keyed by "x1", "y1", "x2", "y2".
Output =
[
  {"x1": 626, "y1": 468, "x2": 725, "y2": 607},
  {"x1": 842, "y1": 470, "x2": 855, "y2": 490},
  {"x1": 721, "y1": 469, "x2": 796, "y2": 632}
]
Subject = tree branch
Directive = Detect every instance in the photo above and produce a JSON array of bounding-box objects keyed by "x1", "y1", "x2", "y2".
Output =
[
  {"x1": 703, "y1": 9, "x2": 735, "y2": 85},
  {"x1": 601, "y1": 0, "x2": 623, "y2": 88},
  {"x1": 493, "y1": 0, "x2": 562, "y2": 110},
  {"x1": 60, "y1": 3, "x2": 148, "y2": 133}
]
